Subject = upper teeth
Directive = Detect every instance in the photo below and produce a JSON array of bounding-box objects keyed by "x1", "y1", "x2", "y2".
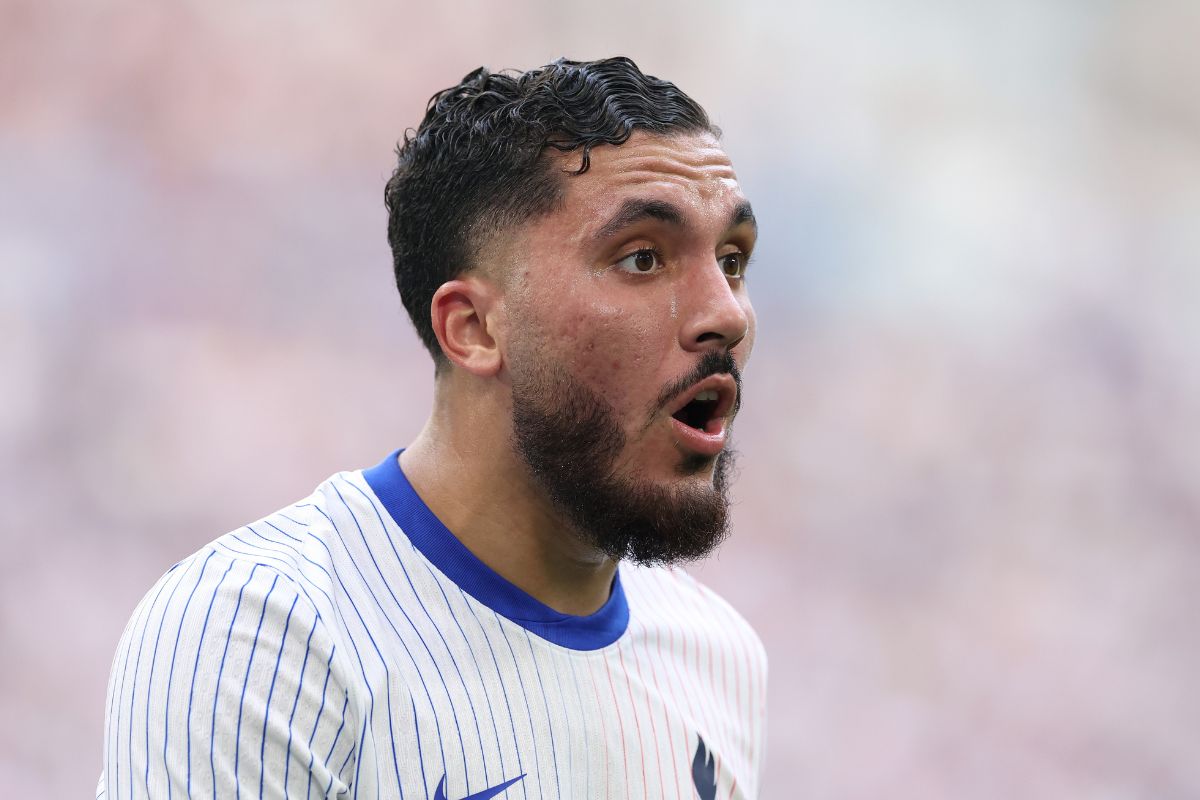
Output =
[{"x1": 694, "y1": 390, "x2": 718, "y2": 403}]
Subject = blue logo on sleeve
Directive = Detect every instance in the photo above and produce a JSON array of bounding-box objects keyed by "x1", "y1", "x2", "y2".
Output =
[{"x1": 432, "y1": 773, "x2": 525, "y2": 800}]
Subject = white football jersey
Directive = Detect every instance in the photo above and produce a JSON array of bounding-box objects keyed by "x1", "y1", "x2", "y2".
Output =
[{"x1": 99, "y1": 451, "x2": 767, "y2": 799}]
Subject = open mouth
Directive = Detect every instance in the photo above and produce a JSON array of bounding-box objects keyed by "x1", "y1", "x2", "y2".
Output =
[
  {"x1": 667, "y1": 375, "x2": 737, "y2": 438},
  {"x1": 672, "y1": 389, "x2": 722, "y2": 432}
]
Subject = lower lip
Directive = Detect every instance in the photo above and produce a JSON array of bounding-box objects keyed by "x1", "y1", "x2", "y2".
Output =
[{"x1": 669, "y1": 416, "x2": 727, "y2": 457}]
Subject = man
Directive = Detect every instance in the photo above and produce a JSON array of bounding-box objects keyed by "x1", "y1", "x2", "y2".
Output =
[{"x1": 100, "y1": 57, "x2": 766, "y2": 799}]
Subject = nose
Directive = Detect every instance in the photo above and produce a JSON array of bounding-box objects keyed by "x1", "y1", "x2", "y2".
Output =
[{"x1": 679, "y1": 258, "x2": 753, "y2": 354}]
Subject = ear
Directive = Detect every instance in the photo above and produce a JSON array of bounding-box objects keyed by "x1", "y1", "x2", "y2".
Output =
[{"x1": 429, "y1": 277, "x2": 504, "y2": 377}]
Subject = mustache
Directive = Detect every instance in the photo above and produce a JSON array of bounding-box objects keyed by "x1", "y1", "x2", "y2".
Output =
[{"x1": 654, "y1": 350, "x2": 742, "y2": 416}]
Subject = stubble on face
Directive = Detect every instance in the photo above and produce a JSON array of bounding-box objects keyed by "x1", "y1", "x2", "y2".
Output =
[
  {"x1": 509, "y1": 351, "x2": 740, "y2": 566},
  {"x1": 497, "y1": 132, "x2": 754, "y2": 565}
]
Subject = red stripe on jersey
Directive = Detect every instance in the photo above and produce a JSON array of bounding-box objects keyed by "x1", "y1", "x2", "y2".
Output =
[
  {"x1": 603, "y1": 655, "x2": 633, "y2": 799},
  {"x1": 640, "y1": 616, "x2": 683, "y2": 800},
  {"x1": 587, "y1": 656, "x2": 612, "y2": 799},
  {"x1": 617, "y1": 644, "x2": 651, "y2": 799}
]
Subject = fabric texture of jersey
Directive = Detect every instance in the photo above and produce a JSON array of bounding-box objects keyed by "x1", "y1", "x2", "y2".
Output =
[{"x1": 99, "y1": 451, "x2": 768, "y2": 799}]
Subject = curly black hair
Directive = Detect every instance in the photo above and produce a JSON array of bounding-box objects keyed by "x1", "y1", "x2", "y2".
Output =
[{"x1": 383, "y1": 56, "x2": 716, "y2": 366}]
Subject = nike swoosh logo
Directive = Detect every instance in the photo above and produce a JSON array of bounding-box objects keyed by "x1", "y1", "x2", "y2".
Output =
[{"x1": 432, "y1": 773, "x2": 526, "y2": 800}]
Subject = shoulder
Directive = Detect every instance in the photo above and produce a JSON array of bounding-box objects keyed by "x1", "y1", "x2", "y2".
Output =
[
  {"x1": 619, "y1": 562, "x2": 768, "y2": 671},
  {"x1": 120, "y1": 523, "x2": 346, "y2": 686},
  {"x1": 119, "y1": 470, "x2": 378, "y2": 683},
  {"x1": 102, "y1": 485, "x2": 366, "y2": 797},
  {"x1": 189, "y1": 469, "x2": 380, "y2": 612}
]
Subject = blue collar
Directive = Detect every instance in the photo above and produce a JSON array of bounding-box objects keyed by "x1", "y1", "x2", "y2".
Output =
[{"x1": 362, "y1": 450, "x2": 629, "y2": 651}]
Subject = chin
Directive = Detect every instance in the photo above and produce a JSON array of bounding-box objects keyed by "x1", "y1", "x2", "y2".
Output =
[
  {"x1": 510, "y1": 356, "x2": 740, "y2": 564},
  {"x1": 675, "y1": 450, "x2": 720, "y2": 478}
]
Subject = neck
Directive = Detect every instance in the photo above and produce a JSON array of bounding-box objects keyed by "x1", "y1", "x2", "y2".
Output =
[{"x1": 399, "y1": 381, "x2": 617, "y2": 616}]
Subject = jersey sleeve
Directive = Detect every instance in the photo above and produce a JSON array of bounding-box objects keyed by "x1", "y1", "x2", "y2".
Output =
[{"x1": 99, "y1": 550, "x2": 358, "y2": 798}]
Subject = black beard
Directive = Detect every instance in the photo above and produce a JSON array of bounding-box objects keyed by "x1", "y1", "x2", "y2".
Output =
[{"x1": 510, "y1": 353, "x2": 739, "y2": 566}]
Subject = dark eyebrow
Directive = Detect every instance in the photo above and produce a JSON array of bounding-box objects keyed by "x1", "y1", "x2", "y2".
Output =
[
  {"x1": 593, "y1": 198, "x2": 686, "y2": 242},
  {"x1": 730, "y1": 201, "x2": 756, "y2": 233},
  {"x1": 592, "y1": 197, "x2": 757, "y2": 243}
]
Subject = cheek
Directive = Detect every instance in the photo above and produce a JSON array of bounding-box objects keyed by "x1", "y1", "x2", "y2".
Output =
[{"x1": 551, "y1": 303, "x2": 664, "y2": 403}]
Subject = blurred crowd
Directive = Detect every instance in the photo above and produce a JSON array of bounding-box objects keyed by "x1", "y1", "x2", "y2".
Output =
[{"x1": 2, "y1": 0, "x2": 1197, "y2": 796}]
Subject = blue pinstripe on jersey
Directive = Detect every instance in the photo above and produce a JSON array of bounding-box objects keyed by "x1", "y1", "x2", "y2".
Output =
[
  {"x1": 256, "y1": 587, "x2": 297, "y2": 798},
  {"x1": 421, "y1": 559, "x2": 505, "y2": 787},
  {"x1": 303, "y1": 648, "x2": 335, "y2": 800},
  {"x1": 282, "y1": 609, "x2": 320, "y2": 794},
  {"x1": 410, "y1": 694, "x2": 428, "y2": 800},
  {"x1": 306, "y1": 511, "x2": 397, "y2": 796},
  {"x1": 565, "y1": 650, "x2": 592, "y2": 797},
  {"x1": 211, "y1": 564, "x2": 262, "y2": 798},
  {"x1": 352, "y1": 481, "x2": 496, "y2": 788},
  {"x1": 161, "y1": 550, "x2": 215, "y2": 800},
  {"x1": 186, "y1": 559, "x2": 235, "y2": 796},
  {"x1": 459, "y1": 590, "x2": 528, "y2": 800},
  {"x1": 99, "y1": 452, "x2": 768, "y2": 798},
  {"x1": 235, "y1": 574, "x2": 280, "y2": 797},
  {"x1": 124, "y1": 564, "x2": 175, "y2": 800},
  {"x1": 142, "y1": 559, "x2": 194, "y2": 795},
  {"x1": 296, "y1": 501, "x2": 406, "y2": 794},
  {"x1": 522, "y1": 630, "x2": 562, "y2": 798},
  {"x1": 345, "y1": 481, "x2": 485, "y2": 789},
  {"x1": 332, "y1": 487, "x2": 472, "y2": 785},
  {"x1": 322, "y1": 691, "x2": 351, "y2": 795},
  {"x1": 492, "y1": 610, "x2": 543, "y2": 794},
  {"x1": 317, "y1": 496, "x2": 448, "y2": 791},
  {"x1": 215, "y1": 536, "x2": 335, "y2": 613}
]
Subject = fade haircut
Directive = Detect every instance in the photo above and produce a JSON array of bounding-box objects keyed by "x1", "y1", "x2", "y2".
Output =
[{"x1": 383, "y1": 56, "x2": 716, "y2": 366}]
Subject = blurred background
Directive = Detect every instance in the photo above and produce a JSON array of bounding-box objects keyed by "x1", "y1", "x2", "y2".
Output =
[{"x1": 3, "y1": 0, "x2": 1199, "y2": 796}]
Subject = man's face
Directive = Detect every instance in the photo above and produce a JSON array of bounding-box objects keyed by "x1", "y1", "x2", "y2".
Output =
[{"x1": 499, "y1": 131, "x2": 757, "y2": 563}]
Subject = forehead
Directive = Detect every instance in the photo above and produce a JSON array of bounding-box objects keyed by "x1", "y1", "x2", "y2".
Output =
[
  {"x1": 482, "y1": 132, "x2": 750, "y2": 287},
  {"x1": 555, "y1": 131, "x2": 744, "y2": 225}
]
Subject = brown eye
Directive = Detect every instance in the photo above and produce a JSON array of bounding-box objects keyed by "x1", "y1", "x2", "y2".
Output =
[
  {"x1": 616, "y1": 248, "x2": 663, "y2": 274},
  {"x1": 720, "y1": 252, "x2": 747, "y2": 279}
]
